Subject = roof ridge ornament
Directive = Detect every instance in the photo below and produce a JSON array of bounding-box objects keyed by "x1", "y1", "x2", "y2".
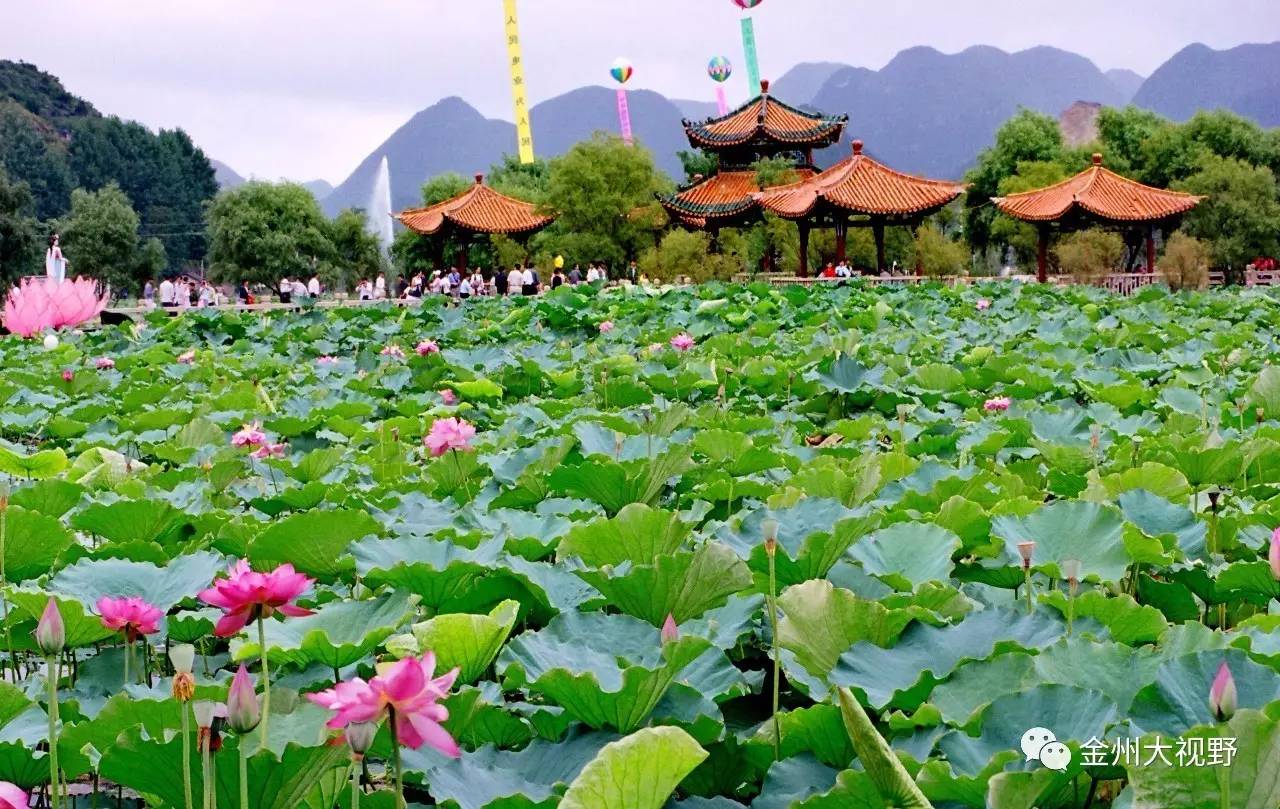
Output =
[{"x1": 852, "y1": 139, "x2": 864, "y2": 156}]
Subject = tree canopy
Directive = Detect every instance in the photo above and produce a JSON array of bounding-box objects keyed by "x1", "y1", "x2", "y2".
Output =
[
  {"x1": 205, "y1": 182, "x2": 335, "y2": 285},
  {"x1": 59, "y1": 183, "x2": 165, "y2": 296}
]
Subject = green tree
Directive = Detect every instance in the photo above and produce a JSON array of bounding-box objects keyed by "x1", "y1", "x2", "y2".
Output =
[
  {"x1": 0, "y1": 102, "x2": 73, "y2": 220},
  {"x1": 1161, "y1": 232, "x2": 1211, "y2": 291},
  {"x1": 912, "y1": 223, "x2": 970, "y2": 277},
  {"x1": 534, "y1": 133, "x2": 674, "y2": 268},
  {"x1": 0, "y1": 165, "x2": 41, "y2": 285},
  {"x1": 1055, "y1": 228, "x2": 1125, "y2": 281},
  {"x1": 1174, "y1": 156, "x2": 1280, "y2": 268},
  {"x1": 59, "y1": 183, "x2": 143, "y2": 294},
  {"x1": 989, "y1": 160, "x2": 1070, "y2": 266},
  {"x1": 487, "y1": 154, "x2": 551, "y2": 202},
  {"x1": 638, "y1": 229, "x2": 739, "y2": 283},
  {"x1": 964, "y1": 109, "x2": 1063, "y2": 252},
  {"x1": 328, "y1": 208, "x2": 386, "y2": 289},
  {"x1": 134, "y1": 237, "x2": 167, "y2": 284},
  {"x1": 205, "y1": 181, "x2": 335, "y2": 285},
  {"x1": 677, "y1": 150, "x2": 719, "y2": 184}
]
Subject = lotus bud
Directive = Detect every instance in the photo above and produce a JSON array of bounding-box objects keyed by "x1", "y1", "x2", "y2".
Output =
[
  {"x1": 35, "y1": 598, "x2": 65, "y2": 657},
  {"x1": 1209, "y1": 661, "x2": 1237, "y2": 720},
  {"x1": 761, "y1": 518, "x2": 779, "y2": 558},
  {"x1": 226, "y1": 665, "x2": 261, "y2": 734},
  {"x1": 1269, "y1": 527, "x2": 1280, "y2": 581},
  {"x1": 1017, "y1": 541, "x2": 1035, "y2": 570},
  {"x1": 170, "y1": 643, "x2": 196, "y2": 675},
  {"x1": 61, "y1": 369, "x2": 73, "y2": 383},
  {"x1": 661, "y1": 614, "x2": 679, "y2": 645},
  {"x1": 1061, "y1": 558, "x2": 1082, "y2": 590},
  {"x1": 345, "y1": 721, "x2": 378, "y2": 760}
]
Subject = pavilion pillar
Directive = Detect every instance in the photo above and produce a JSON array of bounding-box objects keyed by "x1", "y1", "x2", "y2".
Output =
[
  {"x1": 873, "y1": 219, "x2": 886, "y2": 273},
  {"x1": 797, "y1": 221, "x2": 811, "y2": 277},
  {"x1": 457, "y1": 237, "x2": 470, "y2": 272},
  {"x1": 1145, "y1": 226, "x2": 1157, "y2": 274},
  {"x1": 911, "y1": 223, "x2": 923, "y2": 275},
  {"x1": 1036, "y1": 225, "x2": 1049, "y2": 284},
  {"x1": 834, "y1": 216, "x2": 848, "y2": 263}
]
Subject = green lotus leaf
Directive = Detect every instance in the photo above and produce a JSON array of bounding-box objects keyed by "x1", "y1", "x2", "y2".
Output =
[
  {"x1": 1248, "y1": 365, "x2": 1280, "y2": 419},
  {"x1": 0, "y1": 506, "x2": 75, "y2": 583},
  {"x1": 49, "y1": 552, "x2": 223, "y2": 611},
  {"x1": 72, "y1": 499, "x2": 188, "y2": 545},
  {"x1": 8, "y1": 590, "x2": 114, "y2": 648},
  {"x1": 716, "y1": 499, "x2": 880, "y2": 586},
  {"x1": 1040, "y1": 589, "x2": 1167, "y2": 645},
  {"x1": 778, "y1": 580, "x2": 922, "y2": 683},
  {"x1": 1128, "y1": 649, "x2": 1280, "y2": 736},
  {"x1": 817, "y1": 356, "x2": 884, "y2": 393},
  {"x1": 1118, "y1": 489, "x2": 1206, "y2": 559},
  {"x1": 66, "y1": 447, "x2": 147, "y2": 488},
  {"x1": 574, "y1": 541, "x2": 751, "y2": 626},
  {"x1": 745, "y1": 703, "x2": 855, "y2": 771},
  {"x1": 0, "y1": 446, "x2": 67, "y2": 479},
  {"x1": 395, "y1": 599, "x2": 520, "y2": 684},
  {"x1": 57, "y1": 694, "x2": 180, "y2": 779},
  {"x1": 353, "y1": 536, "x2": 506, "y2": 608},
  {"x1": 1216, "y1": 560, "x2": 1280, "y2": 600},
  {"x1": 559, "y1": 726, "x2": 708, "y2": 809},
  {"x1": 234, "y1": 590, "x2": 417, "y2": 671},
  {"x1": 547, "y1": 448, "x2": 694, "y2": 515},
  {"x1": 984, "y1": 769, "x2": 1074, "y2": 809},
  {"x1": 990, "y1": 500, "x2": 1130, "y2": 583},
  {"x1": 249, "y1": 509, "x2": 381, "y2": 579},
  {"x1": 7, "y1": 479, "x2": 83, "y2": 518},
  {"x1": 498, "y1": 612, "x2": 712, "y2": 732},
  {"x1": 846, "y1": 522, "x2": 962, "y2": 590},
  {"x1": 557, "y1": 503, "x2": 691, "y2": 567},
  {"x1": 1083, "y1": 463, "x2": 1190, "y2": 502}
]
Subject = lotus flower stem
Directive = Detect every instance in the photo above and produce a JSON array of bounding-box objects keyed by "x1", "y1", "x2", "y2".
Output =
[
  {"x1": 256, "y1": 616, "x2": 270, "y2": 746},
  {"x1": 0, "y1": 490, "x2": 12, "y2": 680},
  {"x1": 764, "y1": 525, "x2": 782, "y2": 762},
  {"x1": 238, "y1": 740, "x2": 249, "y2": 809},
  {"x1": 389, "y1": 710, "x2": 405, "y2": 808},
  {"x1": 47, "y1": 658, "x2": 61, "y2": 809},
  {"x1": 182, "y1": 704, "x2": 194, "y2": 809},
  {"x1": 452, "y1": 449, "x2": 472, "y2": 501},
  {"x1": 350, "y1": 761, "x2": 361, "y2": 809},
  {"x1": 200, "y1": 734, "x2": 211, "y2": 809},
  {"x1": 123, "y1": 639, "x2": 132, "y2": 685}
]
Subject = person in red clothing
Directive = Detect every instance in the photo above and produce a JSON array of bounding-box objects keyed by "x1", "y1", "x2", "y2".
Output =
[{"x1": 822, "y1": 263, "x2": 837, "y2": 278}]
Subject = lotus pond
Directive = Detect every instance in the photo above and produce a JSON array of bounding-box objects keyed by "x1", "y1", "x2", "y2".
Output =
[{"x1": 2, "y1": 281, "x2": 1280, "y2": 809}]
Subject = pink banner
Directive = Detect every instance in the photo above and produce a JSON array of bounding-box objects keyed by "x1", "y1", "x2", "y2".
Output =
[
  {"x1": 715, "y1": 84, "x2": 729, "y2": 116},
  {"x1": 616, "y1": 88, "x2": 633, "y2": 146}
]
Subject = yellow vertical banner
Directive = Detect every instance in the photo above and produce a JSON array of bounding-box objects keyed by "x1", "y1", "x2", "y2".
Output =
[{"x1": 503, "y1": 0, "x2": 535, "y2": 164}]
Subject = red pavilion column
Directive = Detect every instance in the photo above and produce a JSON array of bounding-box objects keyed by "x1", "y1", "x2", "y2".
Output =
[
  {"x1": 1036, "y1": 225, "x2": 1050, "y2": 283},
  {"x1": 797, "y1": 221, "x2": 811, "y2": 277},
  {"x1": 1145, "y1": 226, "x2": 1157, "y2": 274},
  {"x1": 873, "y1": 219, "x2": 886, "y2": 273},
  {"x1": 834, "y1": 216, "x2": 848, "y2": 263}
]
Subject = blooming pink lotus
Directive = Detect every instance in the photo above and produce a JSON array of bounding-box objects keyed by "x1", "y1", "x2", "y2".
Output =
[
  {"x1": 380, "y1": 344, "x2": 406, "y2": 359},
  {"x1": 232, "y1": 421, "x2": 267, "y2": 447},
  {"x1": 599, "y1": 321, "x2": 614, "y2": 333},
  {"x1": 983, "y1": 396, "x2": 1011, "y2": 413},
  {"x1": 96, "y1": 596, "x2": 164, "y2": 642},
  {"x1": 176, "y1": 350, "x2": 196, "y2": 364},
  {"x1": 1, "y1": 277, "x2": 108, "y2": 337},
  {"x1": 1270, "y1": 526, "x2": 1280, "y2": 580},
  {"x1": 424, "y1": 417, "x2": 476, "y2": 457},
  {"x1": 199, "y1": 560, "x2": 314, "y2": 637},
  {"x1": 95, "y1": 356, "x2": 115, "y2": 370},
  {"x1": 976, "y1": 298, "x2": 991, "y2": 310},
  {"x1": 308, "y1": 652, "x2": 460, "y2": 757},
  {"x1": 416, "y1": 340, "x2": 440, "y2": 356},
  {"x1": 670, "y1": 333, "x2": 695, "y2": 351},
  {"x1": 440, "y1": 388, "x2": 458, "y2": 406},
  {"x1": 250, "y1": 442, "x2": 287, "y2": 460},
  {"x1": 316, "y1": 355, "x2": 339, "y2": 365},
  {"x1": 0, "y1": 781, "x2": 27, "y2": 809}
]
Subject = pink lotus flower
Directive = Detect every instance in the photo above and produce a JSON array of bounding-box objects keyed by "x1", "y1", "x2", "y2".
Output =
[
  {"x1": 35, "y1": 598, "x2": 64, "y2": 656},
  {"x1": 199, "y1": 560, "x2": 314, "y2": 637},
  {"x1": 424, "y1": 417, "x2": 476, "y2": 457},
  {"x1": 0, "y1": 781, "x2": 28, "y2": 809},
  {"x1": 250, "y1": 441, "x2": 287, "y2": 460},
  {"x1": 307, "y1": 652, "x2": 460, "y2": 757},
  {"x1": 1270, "y1": 526, "x2": 1280, "y2": 581},
  {"x1": 670, "y1": 333, "x2": 695, "y2": 351},
  {"x1": 176, "y1": 350, "x2": 196, "y2": 364},
  {"x1": 1, "y1": 277, "x2": 108, "y2": 337},
  {"x1": 380, "y1": 344, "x2": 405, "y2": 359},
  {"x1": 440, "y1": 389, "x2": 457, "y2": 406},
  {"x1": 95, "y1": 356, "x2": 115, "y2": 370},
  {"x1": 316, "y1": 355, "x2": 339, "y2": 365},
  {"x1": 416, "y1": 340, "x2": 440, "y2": 356},
  {"x1": 648, "y1": 343, "x2": 665, "y2": 354},
  {"x1": 976, "y1": 298, "x2": 991, "y2": 310},
  {"x1": 96, "y1": 596, "x2": 164, "y2": 642},
  {"x1": 661, "y1": 614, "x2": 679, "y2": 644},
  {"x1": 232, "y1": 421, "x2": 267, "y2": 447},
  {"x1": 1210, "y1": 661, "x2": 1237, "y2": 720},
  {"x1": 599, "y1": 321, "x2": 614, "y2": 333},
  {"x1": 984, "y1": 396, "x2": 1011, "y2": 413},
  {"x1": 227, "y1": 664, "x2": 261, "y2": 734},
  {"x1": 61, "y1": 369, "x2": 73, "y2": 382}
]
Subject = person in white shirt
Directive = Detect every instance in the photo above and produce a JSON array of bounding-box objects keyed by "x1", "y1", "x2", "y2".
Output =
[
  {"x1": 197, "y1": 281, "x2": 217, "y2": 307},
  {"x1": 835, "y1": 261, "x2": 852, "y2": 278},
  {"x1": 459, "y1": 277, "x2": 473, "y2": 299},
  {"x1": 586, "y1": 265, "x2": 600, "y2": 284},
  {"x1": 292, "y1": 279, "x2": 308, "y2": 299},
  {"x1": 158, "y1": 277, "x2": 176, "y2": 307},
  {"x1": 279, "y1": 277, "x2": 292, "y2": 304},
  {"x1": 520, "y1": 266, "x2": 536, "y2": 296},
  {"x1": 506, "y1": 267, "x2": 523, "y2": 296},
  {"x1": 374, "y1": 273, "x2": 387, "y2": 300},
  {"x1": 308, "y1": 275, "x2": 321, "y2": 297}
]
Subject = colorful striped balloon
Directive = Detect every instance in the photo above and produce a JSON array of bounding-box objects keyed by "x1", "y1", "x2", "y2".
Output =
[
  {"x1": 707, "y1": 55, "x2": 733, "y2": 83},
  {"x1": 731, "y1": 0, "x2": 763, "y2": 9},
  {"x1": 610, "y1": 58, "x2": 634, "y2": 85}
]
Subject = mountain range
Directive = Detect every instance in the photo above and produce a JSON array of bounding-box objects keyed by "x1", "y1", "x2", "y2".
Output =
[{"x1": 314, "y1": 41, "x2": 1279, "y2": 217}]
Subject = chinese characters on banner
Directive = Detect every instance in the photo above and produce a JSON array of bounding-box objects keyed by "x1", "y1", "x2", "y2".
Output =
[
  {"x1": 739, "y1": 17, "x2": 760, "y2": 100},
  {"x1": 503, "y1": 0, "x2": 535, "y2": 164}
]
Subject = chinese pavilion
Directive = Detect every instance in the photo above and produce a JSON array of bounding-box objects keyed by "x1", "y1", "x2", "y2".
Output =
[
  {"x1": 992, "y1": 153, "x2": 1203, "y2": 282},
  {"x1": 657, "y1": 80, "x2": 846, "y2": 236},
  {"x1": 395, "y1": 174, "x2": 554, "y2": 269},
  {"x1": 753, "y1": 140, "x2": 967, "y2": 274}
]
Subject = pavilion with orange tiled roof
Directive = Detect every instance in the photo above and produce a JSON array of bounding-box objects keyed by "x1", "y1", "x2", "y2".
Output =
[
  {"x1": 992, "y1": 153, "x2": 1204, "y2": 282},
  {"x1": 754, "y1": 140, "x2": 967, "y2": 275},
  {"x1": 658, "y1": 80, "x2": 845, "y2": 241},
  {"x1": 395, "y1": 173, "x2": 554, "y2": 269}
]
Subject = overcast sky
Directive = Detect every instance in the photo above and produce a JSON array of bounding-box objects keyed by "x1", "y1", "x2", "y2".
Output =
[{"x1": 4, "y1": 1, "x2": 1278, "y2": 184}]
